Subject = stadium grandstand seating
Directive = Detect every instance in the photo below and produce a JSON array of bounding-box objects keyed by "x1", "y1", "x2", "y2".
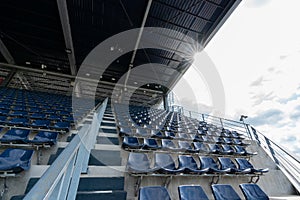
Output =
[{"x1": 0, "y1": 0, "x2": 299, "y2": 199}]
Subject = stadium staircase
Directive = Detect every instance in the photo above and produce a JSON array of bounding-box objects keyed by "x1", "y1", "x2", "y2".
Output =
[{"x1": 8, "y1": 100, "x2": 127, "y2": 200}]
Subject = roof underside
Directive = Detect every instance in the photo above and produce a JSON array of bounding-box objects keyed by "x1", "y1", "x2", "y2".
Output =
[{"x1": 0, "y1": 0, "x2": 241, "y2": 106}]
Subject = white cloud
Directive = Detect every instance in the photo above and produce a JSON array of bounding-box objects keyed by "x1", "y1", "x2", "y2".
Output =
[{"x1": 173, "y1": 0, "x2": 300, "y2": 158}]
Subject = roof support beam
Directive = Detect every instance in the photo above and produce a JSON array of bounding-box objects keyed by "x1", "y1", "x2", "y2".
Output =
[
  {"x1": 57, "y1": 0, "x2": 77, "y2": 76},
  {"x1": 0, "y1": 38, "x2": 15, "y2": 64},
  {"x1": 124, "y1": 0, "x2": 153, "y2": 88},
  {"x1": 1, "y1": 69, "x2": 16, "y2": 87}
]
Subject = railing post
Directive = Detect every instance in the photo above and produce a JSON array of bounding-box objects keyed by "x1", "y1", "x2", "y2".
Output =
[
  {"x1": 250, "y1": 126, "x2": 260, "y2": 144},
  {"x1": 219, "y1": 118, "x2": 224, "y2": 128},
  {"x1": 264, "y1": 136, "x2": 280, "y2": 165}
]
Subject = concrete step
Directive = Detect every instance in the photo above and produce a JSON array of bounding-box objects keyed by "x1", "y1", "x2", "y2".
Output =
[
  {"x1": 76, "y1": 191, "x2": 127, "y2": 200},
  {"x1": 88, "y1": 149, "x2": 122, "y2": 166},
  {"x1": 103, "y1": 117, "x2": 115, "y2": 122},
  {"x1": 101, "y1": 121, "x2": 116, "y2": 127},
  {"x1": 97, "y1": 136, "x2": 119, "y2": 145},
  {"x1": 12, "y1": 177, "x2": 127, "y2": 200},
  {"x1": 100, "y1": 128, "x2": 118, "y2": 134}
]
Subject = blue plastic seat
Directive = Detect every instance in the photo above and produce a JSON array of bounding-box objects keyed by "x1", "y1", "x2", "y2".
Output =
[
  {"x1": 27, "y1": 107, "x2": 41, "y2": 113},
  {"x1": 0, "y1": 148, "x2": 34, "y2": 173},
  {"x1": 178, "y1": 185, "x2": 209, "y2": 200},
  {"x1": 162, "y1": 139, "x2": 183, "y2": 152},
  {"x1": 234, "y1": 139, "x2": 250, "y2": 146},
  {"x1": 0, "y1": 129, "x2": 30, "y2": 143},
  {"x1": 199, "y1": 157, "x2": 230, "y2": 174},
  {"x1": 178, "y1": 141, "x2": 198, "y2": 153},
  {"x1": 0, "y1": 109, "x2": 9, "y2": 116},
  {"x1": 119, "y1": 127, "x2": 132, "y2": 136},
  {"x1": 193, "y1": 142, "x2": 209, "y2": 153},
  {"x1": 136, "y1": 128, "x2": 149, "y2": 137},
  {"x1": 155, "y1": 153, "x2": 184, "y2": 174},
  {"x1": 143, "y1": 138, "x2": 161, "y2": 150},
  {"x1": 192, "y1": 134, "x2": 204, "y2": 142},
  {"x1": 30, "y1": 120, "x2": 50, "y2": 129},
  {"x1": 151, "y1": 130, "x2": 165, "y2": 139},
  {"x1": 50, "y1": 121, "x2": 70, "y2": 131},
  {"x1": 8, "y1": 118, "x2": 29, "y2": 126},
  {"x1": 48, "y1": 115, "x2": 62, "y2": 121},
  {"x1": 178, "y1": 155, "x2": 209, "y2": 174},
  {"x1": 211, "y1": 184, "x2": 242, "y2": 200},
  {"x1": 235, "y1": 158, "x2": 269, "y2": 174},
  {"x1": 239, "y1": 184, "x2": 269, "y2": 200},
  {"x1": 122, "y1": 136, "x2": 143, "y2": 149},
  {"x1": 208, "y1": 144, "x2": 222, "y2": 154},
  {"x1": 139, "y1": 186, "x2": 171, "y2": 200},
  {"x1": 28, "y1": 131, "x2": 58, "y2": 146},
  {"x1": 177, "y1": 133, "x2": 190, "y2": 140},
  {"x1": 9, "y1": 111, "x2": 28, "y2": 117},
  {"x1": 0, "y1": 116, "x2": 7, "y2": 124},
  {"x1": 223, "y1": 137, "x2": 234, "y2": 145},
  {"x1": 218, "y1": 157, "x2": 251, "y2": 174},
  {"x1": 12, "y1": 106, "x2": 26, "y2": 111},
  {"x1": 165, "y1": 131, "x2": 176, "y2": 139},
  {"x1": 221, "y1": 145, "x2": 235, "y2": 155},
  {"x1": 29, "y1": 113, "x2": 46, "y2": 119},
  {"x1": 127, "y1": 152, "x2": 155, "y2": 174},
  {"x1": 234, "y1": 146, "x2": 257, "y2": 156}
]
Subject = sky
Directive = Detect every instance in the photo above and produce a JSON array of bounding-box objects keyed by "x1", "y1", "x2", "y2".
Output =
[{"x1": 172, "y1": 0, "x2": 300, "y2": 158}]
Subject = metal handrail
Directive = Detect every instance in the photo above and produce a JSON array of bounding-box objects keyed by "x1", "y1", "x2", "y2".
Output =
[
  {"x1": 24, "y1": 98, "x2": 108, "y2": 200},
  {"x1": 172, "y1": 105, "x2": 250, "y2": 139},
  {"x1": 249, "y1": 126, "x2": 300, "y2": 193}
]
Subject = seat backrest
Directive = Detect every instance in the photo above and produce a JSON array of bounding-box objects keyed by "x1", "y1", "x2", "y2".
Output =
[
  {"x1": 199, "y1": 157, "x2": 219, "y2": 169},
  {"x1": 155, "y1": 153, "x2": 176, "y2": 169},
  {"x1": 162, "y1": 139, "x2": 176, "y2": 149},
  {"x1": 211, "y1": 184, "x2": 241, "y2": 200},
  {"x1": 178, "y1": 155, "x2": 198, "y2": 170},
  {"x1": 139, "y1": 186, "x2": 171, "y2": 200},
  {"x1": 234, "y1": 145, "x2": 246, "y2": 153},
  {"x1": 193, "y1": 142, "x2": 208, "y2": 151},
  {"x1": 178, "y1": 141, "x2": 192, "y2": 149},
  {"x1": 144, "y1": 138, "x2": 158, "y2": 146},
  {"x1": 218, "y1": 157, "x2": 237, "y2": 170},
  {"x1": 222, "y1": 145, "x2": 234, "y2": 151},
  {"x1": 178, "y1": 185, "x2": 209, "y2": 200},
  {"x1": 208, "y1": 144, "x2": 220, "y2": 151},
  {"x1": 235, "y1": 158, "x2": 254, "y2": 170},
  {"x1": 6, "y1": 128, "x2": 30, "y2": 137},
  {"x1": 127, "y1": 152, "x2": 151, "y2": 171},
  {"x1": 239, "y1": 184, "x2": 269, "y2": 200},
  {"x1": 124, "y1": 136, "x2": 140, "y2": 145}
]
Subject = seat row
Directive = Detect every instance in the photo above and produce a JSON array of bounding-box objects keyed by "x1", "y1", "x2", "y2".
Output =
[
  {"x1": 0, "y1": 128, "x2": 58, "y2": 146},
  {"x1": 0, "y1": 109, "x2": 72, "y2": 116},
  {"x1": 0, "y1": 117, "x2": 71, "y2": 131},
  {"x1": 122, "y1": 137, "x2": 256, "y2": 156},
  {"x1": 139, "y1": 184, "x2": 269, "y2": 200},
  {"x1": 127, "y1": 153, "x2": 268, "y2": 175}
]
